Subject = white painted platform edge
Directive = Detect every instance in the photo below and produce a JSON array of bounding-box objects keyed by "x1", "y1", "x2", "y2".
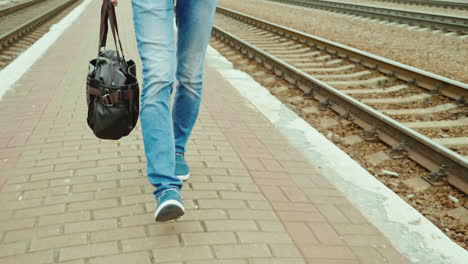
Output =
[
  {"x1": 206, "y1": 46, "x2": 468, "y2": 264},
  {"x1": 0, "y1": 0, "x2": 94, "y2": 100}
]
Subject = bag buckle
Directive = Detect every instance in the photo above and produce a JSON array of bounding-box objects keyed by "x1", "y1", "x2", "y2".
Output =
[{"x1": 102, "y1": 89, "x2": 117, "y2": 106}]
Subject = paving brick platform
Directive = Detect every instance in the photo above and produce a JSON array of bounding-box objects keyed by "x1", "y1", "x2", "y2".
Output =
[{"x1": 0, "y1": 0, "x2": 409, "y2": 263}]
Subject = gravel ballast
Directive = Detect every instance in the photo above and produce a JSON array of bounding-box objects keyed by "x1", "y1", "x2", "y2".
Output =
[{"x1": 217, "y1": 0, "x2": 468, "y2": 84}]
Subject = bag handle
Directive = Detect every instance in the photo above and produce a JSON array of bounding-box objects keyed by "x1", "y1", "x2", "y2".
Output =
[
  {"x1": 98, "y1": 0, "x2": 126, "y2": 61},
  {"x1": 107, "y1": 0, "x2": 126, "y2": 62}
]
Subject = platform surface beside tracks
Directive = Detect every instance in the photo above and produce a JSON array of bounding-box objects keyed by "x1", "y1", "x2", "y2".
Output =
[{"x1": 0, "y1": 0, "x2": 410, "y2": 263}]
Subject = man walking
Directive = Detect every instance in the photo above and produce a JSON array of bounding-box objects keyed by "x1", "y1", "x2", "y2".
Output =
[{"x1": 111, "y1": 0, "x2": 218, "y2": 221}]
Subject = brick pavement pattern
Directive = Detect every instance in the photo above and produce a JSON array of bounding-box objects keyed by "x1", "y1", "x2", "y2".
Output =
[{"x1": 0, "y1": 0, "x2": 410, "y2": 263}]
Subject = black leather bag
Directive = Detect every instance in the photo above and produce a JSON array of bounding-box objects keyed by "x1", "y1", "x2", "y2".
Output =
[{"x1": 86, "y1": 0, "x2": 139, "y2": 140}]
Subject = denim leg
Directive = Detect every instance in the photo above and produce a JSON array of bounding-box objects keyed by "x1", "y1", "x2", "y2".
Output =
[
  {"x1": 131, "y1": 0, "x2": 182, "y2": 199},
  {"x1": 173, "y1": 0, "x2": 219, "y2": 154}
]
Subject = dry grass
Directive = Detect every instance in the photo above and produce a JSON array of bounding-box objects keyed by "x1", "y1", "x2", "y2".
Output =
[{"x1": 218, "y1": 0, "x2": 468, "y2": 83}]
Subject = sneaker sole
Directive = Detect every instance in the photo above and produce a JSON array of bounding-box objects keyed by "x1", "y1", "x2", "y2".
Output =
[
  {"x1": 154, "y1": 200, "x2": 185, "y2": 222},
  {"x1": 176, "y1": 172, "x2": 190, "y2": 181}
]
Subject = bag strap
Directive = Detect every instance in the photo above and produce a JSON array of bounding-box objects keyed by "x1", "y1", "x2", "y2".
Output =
[
  {"x1": 107, "y1": 2, "x2": 126, "y2": 61},
  {"x1": 98, "y1": 0, "x2": 125, "y2": 61},
  {"x1": 98, "y1": 0, "x2": 109, "y2": 49}
]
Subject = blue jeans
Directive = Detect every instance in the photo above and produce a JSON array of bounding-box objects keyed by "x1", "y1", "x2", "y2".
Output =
[{"x1": 131, "y1": 0, "x2": 218, "y2": 199}]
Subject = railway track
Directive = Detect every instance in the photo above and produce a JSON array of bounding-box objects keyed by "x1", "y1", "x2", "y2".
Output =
[
  {"x1": 0, "y1": 0, "x2": 80, "y2": 70},
  {"x1": 373, "y1": 0, "x2": 468, "y2": 10},
  {"x1": 0, "y1": 0, "x2": 45, "y2": 17},
  {"x1": 0, "y1": 0, "x2": 47, "y2": 16},
  {"x1": 212, "y1": 7, "x2": 468, "y2": 196},
  {"x1": 266, "y1": 0, "x2": 468, "y2": 35}
]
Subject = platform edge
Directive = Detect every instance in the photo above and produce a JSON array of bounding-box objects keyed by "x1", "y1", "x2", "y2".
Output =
[{"x1": 0, "y1": 0, "x2": 94, "y2": 100}]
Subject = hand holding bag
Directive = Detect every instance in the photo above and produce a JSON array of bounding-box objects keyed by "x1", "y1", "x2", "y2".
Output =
[{"x1": 86, "y1": 0, "x2": 139, "y2": 140}]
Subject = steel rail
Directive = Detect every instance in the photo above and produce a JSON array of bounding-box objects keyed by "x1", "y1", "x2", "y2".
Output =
[
  {"x1": 0, "y1": 0, "x2": 47, "y2": 17},
  {"x1": 372, "y1": 0, "x2": 468, "y2": 10},
  {"x1": 217, "y1": 7, "x2": 468, "y2": 101},
  {"x1": 214, "y1": 7, "x2": 468, "y2": 193},
  {"x1": 267, "y1": 0, "x2": 468, "y2": 34},
  {"x1": 0, "y1": 0, "x2": 78, "y2": 49}
]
